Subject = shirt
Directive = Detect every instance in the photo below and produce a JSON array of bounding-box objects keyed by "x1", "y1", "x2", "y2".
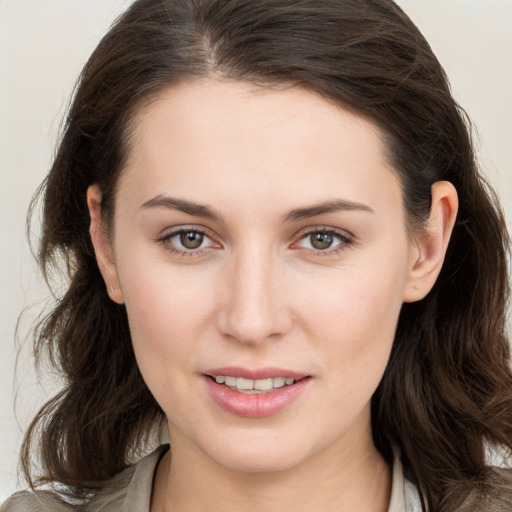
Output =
[{"x1": 1, "y1": 445, "x2": 422, "y2": 511}]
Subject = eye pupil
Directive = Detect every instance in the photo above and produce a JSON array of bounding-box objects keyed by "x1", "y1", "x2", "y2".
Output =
[
  {"x1": 180, "y1": 231, "x2": 204, "y2": 249},
  {"x1": 311, "y1": 232, "x2": 333, "y2": 250}
]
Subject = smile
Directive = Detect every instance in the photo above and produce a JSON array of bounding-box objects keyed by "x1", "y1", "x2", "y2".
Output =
[
  {"x1": 203, "y1": 369, "x2": 311, "y2": 418},
  {"x1": 213, "y1": 376, "x2": 297, "y2": 394}
]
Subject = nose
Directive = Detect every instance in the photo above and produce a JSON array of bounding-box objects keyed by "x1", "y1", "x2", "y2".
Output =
[{"x1": 216, "y1": 245, "x2": 292, "y2": 345}]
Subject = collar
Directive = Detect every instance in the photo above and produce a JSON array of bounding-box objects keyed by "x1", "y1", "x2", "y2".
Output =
[{"x1": 114, "y1": 445, "x2": 421, "y2": 512}]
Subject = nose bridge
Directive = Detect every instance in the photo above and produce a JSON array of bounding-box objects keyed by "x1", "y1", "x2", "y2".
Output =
[{"x1": 218, "y1": 241, "x2": 289, "y2": 344}]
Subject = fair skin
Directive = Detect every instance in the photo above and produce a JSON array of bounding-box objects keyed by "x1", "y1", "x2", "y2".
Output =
[{"x1": 88, "y1": 79, "x2": 457, "y2": 512}]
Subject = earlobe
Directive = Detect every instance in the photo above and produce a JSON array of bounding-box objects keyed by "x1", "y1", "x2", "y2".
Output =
[
  {"x1": 87, "y1": 185, "x2": 124, "y2": 304},
  {"x1": 403, "y1": 181, "x2": 458, "y2": 303}
]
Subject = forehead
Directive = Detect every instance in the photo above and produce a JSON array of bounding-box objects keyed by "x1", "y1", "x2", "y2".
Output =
[
  {"x1": 128, "y1": 79, "x2": 386, "y2": 150},
  {"x1": 118, "y1": 79, "x2": 402, "y2": 218}
]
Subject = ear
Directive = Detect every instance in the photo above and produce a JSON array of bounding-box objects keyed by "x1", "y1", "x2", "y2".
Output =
[
  {"x1": 403, "y1": 181, "x2": 458, "y2": 303},
  {"x1": 87, "y1": 184, "x2": 124, "y2": 304}
]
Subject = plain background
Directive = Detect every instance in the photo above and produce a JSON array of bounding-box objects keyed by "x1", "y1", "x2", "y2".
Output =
[{"x1": 1, "y1": 0, "x2": 511, "y2": 499}]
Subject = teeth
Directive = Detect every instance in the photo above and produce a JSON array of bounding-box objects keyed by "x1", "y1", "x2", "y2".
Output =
[
  {"x1": 273, "y1": 377, "x2": 285, "y2": 388},
  {"x1": 254, "y1": 378, "x2": 273, "y2": 391},
  {"x1": 213, "y1": 375, "x2": 298, "y2": 393},
  {"x1": 236, "y1": 377, "x2": 254, "y2": 390},
  {"x1": 225, "y1": 376, "x2": 237, "y2": 387}
]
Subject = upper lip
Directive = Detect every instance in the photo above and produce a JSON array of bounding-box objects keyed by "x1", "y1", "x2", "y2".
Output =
[{"x1": 204, "y1": 366, "x2": 309, "y2": 380}]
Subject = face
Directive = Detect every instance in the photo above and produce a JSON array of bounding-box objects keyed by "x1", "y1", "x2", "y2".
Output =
[{"x1": 92, "y1": 79, "x2": 426, "y2": 474}]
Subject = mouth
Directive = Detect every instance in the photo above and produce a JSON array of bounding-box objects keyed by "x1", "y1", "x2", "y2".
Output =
[
  {"x1": 203, "y1": 367, "x2": 311, "y2": 417},
  {"x1": 207, "y1": 375, "x2": 302, "y2": 394}
]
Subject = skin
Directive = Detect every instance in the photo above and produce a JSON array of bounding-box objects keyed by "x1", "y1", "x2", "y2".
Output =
[{"x1": 88, "y1": 79, "x2": 457, "y2": 512}]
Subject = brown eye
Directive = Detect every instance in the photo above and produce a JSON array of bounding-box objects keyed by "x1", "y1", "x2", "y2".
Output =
[
  {"x1": 161, "y1": 228, "x2": 220, "y2": 256},
  {"x1": 310, "y1": 232, "x2": 334, "y2": 250},
  {"x1": 294, "y1": 228, "x2": 351, "y2": 254},
  {"x1": 179, "y1": 231, "x2": 204, "y2": 249}
]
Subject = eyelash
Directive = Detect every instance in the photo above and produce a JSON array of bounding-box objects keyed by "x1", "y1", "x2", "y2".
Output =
[
  {"x1": 292, "y1": 228, "x2": 353, "y2": 256},
  {"x1": 158, "y1": 227, "x2": 219, "y2": 257},
  {"x1": 158, "y1": 227, "x2": 353, "y2": 258}
]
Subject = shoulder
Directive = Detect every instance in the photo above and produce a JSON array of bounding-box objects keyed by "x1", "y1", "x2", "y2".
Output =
[
  {"x1": 83, "y1": 445, "x2": 168, "y2": 512},
  {"x1": 1, "y1": 445, "x2": 168, "y2": 512},
  {"x1": 1, "y1": 491, "x2": 75, "y2": 512},
  {"x1": 461, "y1": 466, "x2": 512, "y2": 512}
]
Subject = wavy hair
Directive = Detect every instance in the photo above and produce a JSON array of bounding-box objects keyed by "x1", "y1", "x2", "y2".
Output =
[{"x1": 21, "y1": 0, "x2": 512, "y2": 510}]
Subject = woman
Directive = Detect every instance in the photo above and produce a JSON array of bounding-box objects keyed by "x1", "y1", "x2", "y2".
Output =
[{"x1": 2, "y1": 0, "x2": 512, "y2": 511}]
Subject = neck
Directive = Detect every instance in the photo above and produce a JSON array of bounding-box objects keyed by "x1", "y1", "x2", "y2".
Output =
[{"x1": 152, "y1": 426, "x2": 392, "y2": 512}]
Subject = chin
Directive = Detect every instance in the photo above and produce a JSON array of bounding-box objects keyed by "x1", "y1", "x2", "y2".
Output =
[
  {"x1": 198, "y1": 430, "x2": 319, "y2": 475},
  {"x1": 214, "y1": 447, "x2": 307, "y2": 474}
]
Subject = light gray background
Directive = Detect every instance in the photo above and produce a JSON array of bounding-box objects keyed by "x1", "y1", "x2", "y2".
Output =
[{"x1": 1, "y1": 0, "x2": 511, "y2": 499}]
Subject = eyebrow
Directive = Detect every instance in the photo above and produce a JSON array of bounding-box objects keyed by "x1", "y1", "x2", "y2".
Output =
[
  {"x1": 141, "y1": 195, "x2": 221, "y2": 220},
  {"x1": 282, "y1": 199, "x2": 374, "y2": 222},
  {"x1": 141, "y1": 195, "x2": 374, "y2": 222}
]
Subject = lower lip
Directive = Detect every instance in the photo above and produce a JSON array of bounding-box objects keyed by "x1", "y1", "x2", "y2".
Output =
[{"x1": 203, "y1": 376, "x2": 310, "y2": 418}]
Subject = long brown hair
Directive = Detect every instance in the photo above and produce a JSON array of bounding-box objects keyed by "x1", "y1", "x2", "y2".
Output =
[{"x1": 21, "y1": 0, "x2": 512, "y2": 510}]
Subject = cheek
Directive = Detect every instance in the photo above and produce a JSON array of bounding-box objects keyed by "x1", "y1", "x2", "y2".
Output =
[
  {"x1": 298, "y1": 261, "x2": 406, "y2": 394},
  {"x1": 299, "y1": 257, "x2": 405, "y2": 337},
  {"x1": 116, "y1": 251, "x2": 215, "y2": 385},
  {"x1": 120, "y1": 269, "x2": 214, "y2": 426}
]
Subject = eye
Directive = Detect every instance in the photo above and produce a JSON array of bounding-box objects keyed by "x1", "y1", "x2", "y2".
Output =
[
  {"x1": 177, "y1": 230, "x2": 205, "y2": 249},
  {"x1": 294, "y1": 228, "x2": 352, "y2": 253},
  {"x1": 159, "y1": 228, "x2": 219, "y2": 255}
]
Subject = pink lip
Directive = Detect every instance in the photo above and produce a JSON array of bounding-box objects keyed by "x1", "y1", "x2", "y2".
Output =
[{"x1": 202, "y1": 368, "x2": 311, "y2": 418}]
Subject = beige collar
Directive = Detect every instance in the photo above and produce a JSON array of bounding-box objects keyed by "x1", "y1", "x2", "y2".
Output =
[{"x1": 106, "y1": 445, "x2": 420, "y2": 512}]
